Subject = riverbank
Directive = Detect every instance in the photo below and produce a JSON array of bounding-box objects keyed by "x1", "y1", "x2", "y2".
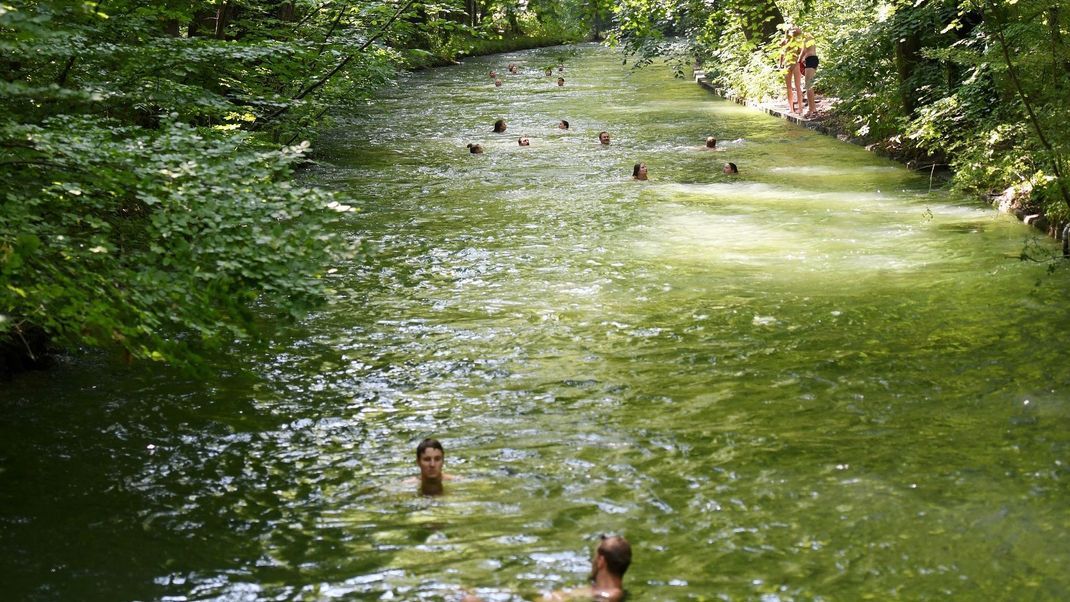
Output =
[
  {"x1": 692, "y1": 66, "x2": 1067, "y2": 246},
  {"x1": 692, "y1": 66, "x2": 943, "y2": 170}
]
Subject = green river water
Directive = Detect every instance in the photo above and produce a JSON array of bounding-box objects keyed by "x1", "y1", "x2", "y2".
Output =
[{"x1": 3, "y1": 43, "x2": 1070, "y2": 601}]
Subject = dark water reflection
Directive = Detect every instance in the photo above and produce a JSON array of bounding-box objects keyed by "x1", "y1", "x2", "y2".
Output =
[{"x1": 2, "y1": 44, "x2": 1070, "y2": 601}]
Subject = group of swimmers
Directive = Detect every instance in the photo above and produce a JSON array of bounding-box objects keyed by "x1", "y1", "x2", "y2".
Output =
[
  {"x1": 630, "y1": 137, "x2": 739, "y2": 180},
  {"x1": 490, "y1": 61, "x2": 566, "y2": 88},
  {"x1": 469, "y1": 61, "x2": 742, "y2": 178},
  {"x1": 414, "y1": 438, "x2": 632, "y2": 602},
  {"x1": 469, "y1": 120, "x2": 739, "y2": 178}
]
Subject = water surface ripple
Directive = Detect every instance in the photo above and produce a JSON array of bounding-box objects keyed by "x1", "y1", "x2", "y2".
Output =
[{"x1": 2, "y1": 44, "x2": 1069, "y2": 601}]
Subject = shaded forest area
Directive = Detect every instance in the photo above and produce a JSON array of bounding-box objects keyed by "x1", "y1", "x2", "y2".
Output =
[{"x1": 2, "y1": 0, "x2": 1068, "y2": 375}]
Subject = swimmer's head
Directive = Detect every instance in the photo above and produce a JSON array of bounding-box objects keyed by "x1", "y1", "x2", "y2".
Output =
[
  {"x1": 494, "y1": 78, "x2": 502, "y2": 87},
  {"x1": 467, "y1": 143, "x2": 484, "y2": 154},
  {"x1": 594, "y1": 535, "x2": 632, "y2": 579},
  {"x1": 416, "y1": 438, "x2": 445, "y2": 481},
  {"x1": 598, "y1": 131, "x2": 610, "y2": 145},
  {"x1": 632, "y1": 162, "x2": 648, "y2": 180},
  {"x1": 723, "y1": 162, "x2": 738, "y2": 174},
  {"x1": 518, "y1": 136, "x2": 530, "y2": 146},
  {"x1": 545, "y1": 67, "x2": 553, "y2": 76},
  {"x1": 557, "y1": 77, "x2": 565, "y2": 86},
  {"x1": 489, "y1": 69, "x2": 497, "y2": 78},
  {"x1": 493, "y1": 119, "x2": 507, "y2": 133},
  {"x1": 705, "y1": 136, "x2": 717, "y2": 148},
  {"x1": 558, "y1": 120, "x2": 569, "y2": 130}
]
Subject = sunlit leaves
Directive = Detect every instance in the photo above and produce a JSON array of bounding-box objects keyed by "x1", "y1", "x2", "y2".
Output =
[{"x1": 0, "y1": 116, "x2": 356, "y2": 365}]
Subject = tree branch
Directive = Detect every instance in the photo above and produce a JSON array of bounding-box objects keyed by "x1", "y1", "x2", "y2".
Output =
[
  {"x1": 296, "y1": 2, "x2": 332, "y2": 28},
  {"x1": 318, "y1": 2, "x2": 348, "y2": 56},
  {"x1": 0, "y1": 159, "x2": 73, "y2": 170},
  {"x1": 987, "y1": 0, "x2": 1070, "y2": 211},
  {"x1": 249, "y1": 0, "x2": 417, "y2": 131},
  {"x1": 57, "y1": 0, "x2": 107, "y2": 86}
]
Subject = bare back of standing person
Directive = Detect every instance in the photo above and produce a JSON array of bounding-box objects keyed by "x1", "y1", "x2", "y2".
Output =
[
  {"x1": 780, "y1": 27, "x2": 804, "y2": 114},
  {"x1": 796, "y1": 27, "x2": 820, "y2": 117}
]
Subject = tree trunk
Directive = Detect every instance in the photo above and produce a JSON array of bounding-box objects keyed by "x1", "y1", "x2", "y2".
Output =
[
  {"x1": 1049, "y1": 5, "x2": 1070, "y2": 82},
  {"x1": 736, "y1": 0, "x2": 783, "y2": 45},
  {"x1": 278, "y1": 1, "x2": 295, "y2": 22},
  {"x1": 213, "y1": 1, "x2": 240, "y2": 40},
  {"x1": 507, "y1": 7, "x2": 520, "y2": 34},
  {"x1": 468, "y1": 0, "x2": 479, "y2": 27},
  {"x1": 188, "y1": 10, "x2": 212, "y2": 37},
  {"x1": 894, "y1": 7, "x2": 923, "y2": 116}
]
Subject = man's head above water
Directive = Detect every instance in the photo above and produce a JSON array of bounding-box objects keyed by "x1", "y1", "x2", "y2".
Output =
[
  {"x1": 593, "y1": 535, "x2": 632, "y2": 581},
  {"x1": 416, "y1": 437, "x2": 444, "y2": 481}
]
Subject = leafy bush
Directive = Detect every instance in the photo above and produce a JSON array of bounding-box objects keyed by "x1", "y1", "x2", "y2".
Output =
[{"x1": 1, "y1": 116, "x2": 357, "y2": 365}]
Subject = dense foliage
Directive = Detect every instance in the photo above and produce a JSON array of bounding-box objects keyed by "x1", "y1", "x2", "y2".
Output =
[
  {"x1": 609, "y1": 0, "x2": 1070, "y2": 222},
  {"x1": 0, "y1": 0, "x2": 595, "y2": 371}
]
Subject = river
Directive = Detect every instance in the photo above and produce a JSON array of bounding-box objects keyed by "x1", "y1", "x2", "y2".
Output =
[{"x1": 2, "y1": 43, "x2": 1069, "y2": 601}]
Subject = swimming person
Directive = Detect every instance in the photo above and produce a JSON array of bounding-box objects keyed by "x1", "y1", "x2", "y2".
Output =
[
  {"x1": 467, "y1": 143, "x2": 484, "y2": 154},
  {"x1": 598, "y1": 131, "x2": 610, "y2": 145},
  {"x1": 723, "y1": 162, "x2": 738, "y2": 174},
  {"x1": 493, "y1": 119, "x2": 507, "y2": 133},
  {"x1": 558, "y1": 120, "x2": 570, "y2": 130},
  {"x1": 414, "y1": 437, "x2": 453, "y2": 496},
  {"x1": 518, "y1": 136, "x2": 531, "y2": 146},
  {"x1": 538, "y1": 535, "x2": 632, "y2": 602},
  {"x1": 705, "y1": 136, "x2": 720, "y2": 150},
  {"x1": 632, "y1": 163, "x2": 648, "y2": 181},
  {"x1": 494, "y1": 78, "x2": 502, "y2": 87},
  {"x1": 462, "y1": 535, "x2": 632, "y2": 602},
  {"x1": 557, "y1": 77, "x2": 565, "y2": 87}
]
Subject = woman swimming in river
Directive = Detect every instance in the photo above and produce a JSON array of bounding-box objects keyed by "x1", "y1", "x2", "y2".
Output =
[
  {"x1": 632, "y1": 163, "x2": 648, "y2": 181},
  {"x1": 493, "y1": 119, "x2": 507, "y2": 133}
]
